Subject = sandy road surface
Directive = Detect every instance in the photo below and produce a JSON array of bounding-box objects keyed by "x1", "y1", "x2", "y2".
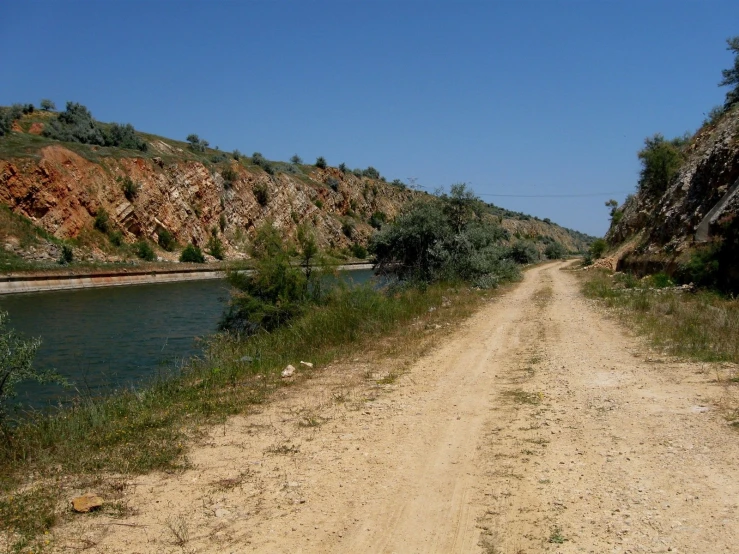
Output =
[{"x1": 58, "y1": 262, "x2": 739, "y2": 553}]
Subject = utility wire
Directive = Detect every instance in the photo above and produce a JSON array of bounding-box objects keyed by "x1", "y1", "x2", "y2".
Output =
[{"x1": 410, "y1": 183, "x2": 630, "y2": 198}]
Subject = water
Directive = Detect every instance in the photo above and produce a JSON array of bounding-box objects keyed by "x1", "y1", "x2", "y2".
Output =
[{"x1": 0, "y1": 268, "x2": 374, "y2": 412}]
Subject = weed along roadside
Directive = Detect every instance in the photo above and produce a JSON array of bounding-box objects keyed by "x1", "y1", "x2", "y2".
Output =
[{"x1": 0, "y1": 187, "x2": 557, "y2": 551}]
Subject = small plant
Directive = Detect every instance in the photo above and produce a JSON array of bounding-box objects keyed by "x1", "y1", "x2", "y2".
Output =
[
  {"x1": 221, "y1": 166, "x2": 238, "y2": 188},
  {"x1": 548, "y1": 526, "x2": 566, "y2": 544},
  {"x1": 180, "y1": 243, "x2": 205, "y2": 263},
  {"x1": 94, "y1": 209, "x2": 110, "y2": 234},
  {"x1": 315, "y1": 156, "x2": 327, "y2": 169},
  {"x1": 121, "y1": 176, "x2": 140, "y2": 201},
  {"x1": 166, "y1": 515, "x2": 189, "y2": 547},
  {"x1": 590, "y1": 238, "x2": 607, "y2": 259},
  {"x1": 232, "y1": 149, "x2": 241, "y2": 160},
  {"x1": 219, "y1": 213, "x2": 227, "y2": 233},
  {"x1": 314, "y1": 199, "x2": 324, "y2": 209},
  {"x1": 290, "y1": 154, "x2": 303, "y2": 164},
  {"x1": 253, "y1": 182, "x2": 269, "y2": 206},
  {"x1": 327, "y1": 177, "x2": 340, "y2": 191},
  {"x1": 207, "y1": 232, "x2": 225, "y2": 260},
  {"x1": 362, "y1": 166, "x2": 380, "y2": 179},
  {"x1": 157, "y1": 228, "x2": 176, "y2": 251},
  {"x1": 351, "y1": 243, "x2": 367, "y2": 259},
  {"x1": 369, "y1": 211, "x2": 387, "y2": 229},
  {"x1": 58, "y1": 244, "x2": 74, "y2": 264},
  {"x1": 251, "y1": 152, "x2": 266, "y2": 167},
  {"x1": 135, "y1": 241, "x2": 155, "y2": 261},
  {"x1": 342, "y1": 221, "x2": 354, "y2": 238},
  {"x1": 338, "y1": 162, "x2": 347, "y2": 173},
  {"x1": 186, "y1": 134, "x2": 208, "y2": 152},
  {"x1": 109, "y1": 230, "x2": 124, "y2": 247}
]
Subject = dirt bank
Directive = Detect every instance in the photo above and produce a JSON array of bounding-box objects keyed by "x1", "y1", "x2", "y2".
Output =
[{"x1": 49, "y1": 262, "x2": 739, "y2": 553}]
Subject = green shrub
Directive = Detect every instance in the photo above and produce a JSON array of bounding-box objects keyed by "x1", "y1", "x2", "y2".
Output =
[
  {"x1": 637, "y1": 134, "x2": 689, "y2": 196},
  {"x1": 253, "y1": 182, "x2": 269, "y2": 206},
  {"x1": 369, "y1": 211, "x2": 387, "y2": 229},
  {"x1": 121, "y1": 176, "x2": 140, "y2": 201},
  {"x1": 40, "y1": 99, "x2": 55, "y2": 111},
  {"x1": 186, "y1": 134, "x2": 208, "y2": 152},
  {"x1": 220, "y1": 223, "x2": 309, "y2": 335},
  {"x1": 351, "y1": 243, "x2": 367, "y2": 259},
  {"x1": 157, "y1": 228, "x2": 176, "y2": 251},
  {"x1": 315, "y1": 156, "x2": 327, "y2": 169},
  {"x1": 507, "y1": 241, "x2": 539, "y2": 264},
  {"x1": 338, "y1": 163, "x2": 347, "y2": 173},
  {"x1": 251, "y1": 152, "x2": 266, "y2": 167},
  {"x1": 207, "y1": 232, "x2": 225, "y2": 260},
  {"x1": 180, "y1": 243, "x2": 205, "y2": 263},
  {"x1": 370, "y1": 188, "x2": 518, "y2": 284},
  {"x1": 221, "y1": 167, "x2": 237, "y2": 188},
  {"x1": 109, "y1": 230, "x2": 124, "y2": 247},
  {"x1": 0, "y1": 105, "x2": 24, "y2": 137},
  {"x1": 544, "y1": 242, "x2": 567, "y2": 260},
  {"x1": 327, "y1": 177, "x2": 340, "y2": 191},
  {"x1": 58, "y1": 245, "x2": 73, "y2": 264},
  {"x1": 719, "y1": 36, "x2": 739, "y2": 108},
  {"x1": 290, "y1": 154, "x2": 302, "y2": 164},
  {"x1": 362, "y1": 166, "x2": 380, "y2": 179},
  {"x1": 590, "y1": 238, "x2": 607, "y2": 259},
  {"x1": 135, "y1": 241, "x2": 155, "y2": 261},
  {"x1": 342, "y1": 221, "x2": 354, "y2": 238},
  {"x1": 314, "y1": 199, "x2": 324, "y2": 209},
  {"x1": 42, "y1": 102, "x2": 147, "y2": 151},
  {"x1": 219, "y1": 213, "x2": 227, "y2": 233},
  {"x1": 94, "y1": 209, "x2": 110, "y2": 234}
]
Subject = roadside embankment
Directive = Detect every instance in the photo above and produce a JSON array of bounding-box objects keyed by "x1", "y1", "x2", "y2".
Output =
[{"x1": 0, "y1": 263, "x2": 373, "y2": 295}]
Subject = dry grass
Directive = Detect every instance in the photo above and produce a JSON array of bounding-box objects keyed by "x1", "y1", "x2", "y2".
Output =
[{"x1": 581, "y1": 270, "x2": 739, "y2": 363}]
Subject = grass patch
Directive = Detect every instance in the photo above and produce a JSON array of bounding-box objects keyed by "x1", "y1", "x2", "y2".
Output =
[
  {"x1": 501, "y1": 388, "x2": 542, "y2": 405},
  {"x1": 582, "y1": 270, "x2": 739, "y2": 362}
]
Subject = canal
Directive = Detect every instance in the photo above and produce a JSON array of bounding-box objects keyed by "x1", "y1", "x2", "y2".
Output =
[{"x1": 0, "y1": 269, "x2": 374, "y2": 413}]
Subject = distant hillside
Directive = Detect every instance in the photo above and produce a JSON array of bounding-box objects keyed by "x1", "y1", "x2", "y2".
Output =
[
  {"x1": 0, "y1": 101, "x2": 592, "y2": 269},
  {"x1": 604, "y1": 38, "x2": 739, "y2": 291}
]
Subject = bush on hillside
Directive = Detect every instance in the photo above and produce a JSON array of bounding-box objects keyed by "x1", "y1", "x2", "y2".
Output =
[
  {"x1": 315, "y1": 156, "x2": 328, "y2": 169},
  {"x1": 157, "y1": 228, "x2": 176, "y2": 251},
  {"x1": 0, "y1": 105, "x2": 24, "y2": 137},
  {"x1": 180, "y1": 243, "x2": 205, "y2": 263},
  {"x1": 135, "y1": 241, "x2": 156, "y2": 261},
  {"x1": 362, "y1": 166, "x2": 380, "y2": 179},
  {"x1": 44, "y1": 102, "x2": 147, "y2": 151},
  {"x1": 253, "y1": 182, "x2": 269, "y2": 206},
  {"x1": 94, "y1": 209, "x2": 110, "y2": 234},
  {"x1": 40, "y1": 99, "x2": 56, "y2": 111},
  {"x1": 186, "y1": 134, "x2": 209, "y2": 152},
  {"x1": 121, "y1": 176, "x2": 140, "y2": 201},
  {"x1": 637, "y1": 133, "x2": 689, "y2": 197}
]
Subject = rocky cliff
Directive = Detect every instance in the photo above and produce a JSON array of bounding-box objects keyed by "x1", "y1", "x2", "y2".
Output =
[
  {"x1": 605, "y1": 103, "x2": 739, "y2": 287},
  {"x1": 0, "y1": 108, "x2": 591, "y2": 266}
]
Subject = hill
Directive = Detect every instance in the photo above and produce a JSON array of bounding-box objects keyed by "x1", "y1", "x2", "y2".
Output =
[
  {"x1": 0, "y1": 102, "x2": 592, "y2": 269},
  {"x1": 604, "y1": 99, "x2": 739, "y2": 291}
]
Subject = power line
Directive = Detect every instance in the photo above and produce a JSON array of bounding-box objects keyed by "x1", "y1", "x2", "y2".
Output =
[{"x1": 411, "y1": 184, "x2": 631, "y2": 198}]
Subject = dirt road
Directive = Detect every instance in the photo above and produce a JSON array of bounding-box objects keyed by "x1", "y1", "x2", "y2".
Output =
[{"x1": 59, "y1": 262, "x2": 739, "y2": 553}]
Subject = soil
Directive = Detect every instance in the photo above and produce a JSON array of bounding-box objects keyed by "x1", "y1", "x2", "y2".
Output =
[{"x1": 53, "y1": 262, "x2": 739, "y2": 553}]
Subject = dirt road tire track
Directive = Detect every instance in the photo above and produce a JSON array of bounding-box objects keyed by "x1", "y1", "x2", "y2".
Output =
[{"x1": 54, "y1": 262, "x2": 739, "y2": 553}]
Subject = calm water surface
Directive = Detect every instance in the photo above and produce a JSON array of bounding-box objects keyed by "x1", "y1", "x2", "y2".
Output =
[{"x1": 1, "y1": 269, "x2": 373, "y2": 412}]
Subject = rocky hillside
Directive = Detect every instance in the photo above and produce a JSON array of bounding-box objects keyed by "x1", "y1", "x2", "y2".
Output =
[
  {"x1": 0, "y1": 104, "x2": 591, "y2": 267},
  {"x1": 605, "y1": 103, "x2": 739, "y2": 288}
]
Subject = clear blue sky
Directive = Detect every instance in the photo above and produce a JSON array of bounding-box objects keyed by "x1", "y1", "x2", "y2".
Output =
[{"x1": 2, "y1": 1, "x2": 738, "y2": 236}]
